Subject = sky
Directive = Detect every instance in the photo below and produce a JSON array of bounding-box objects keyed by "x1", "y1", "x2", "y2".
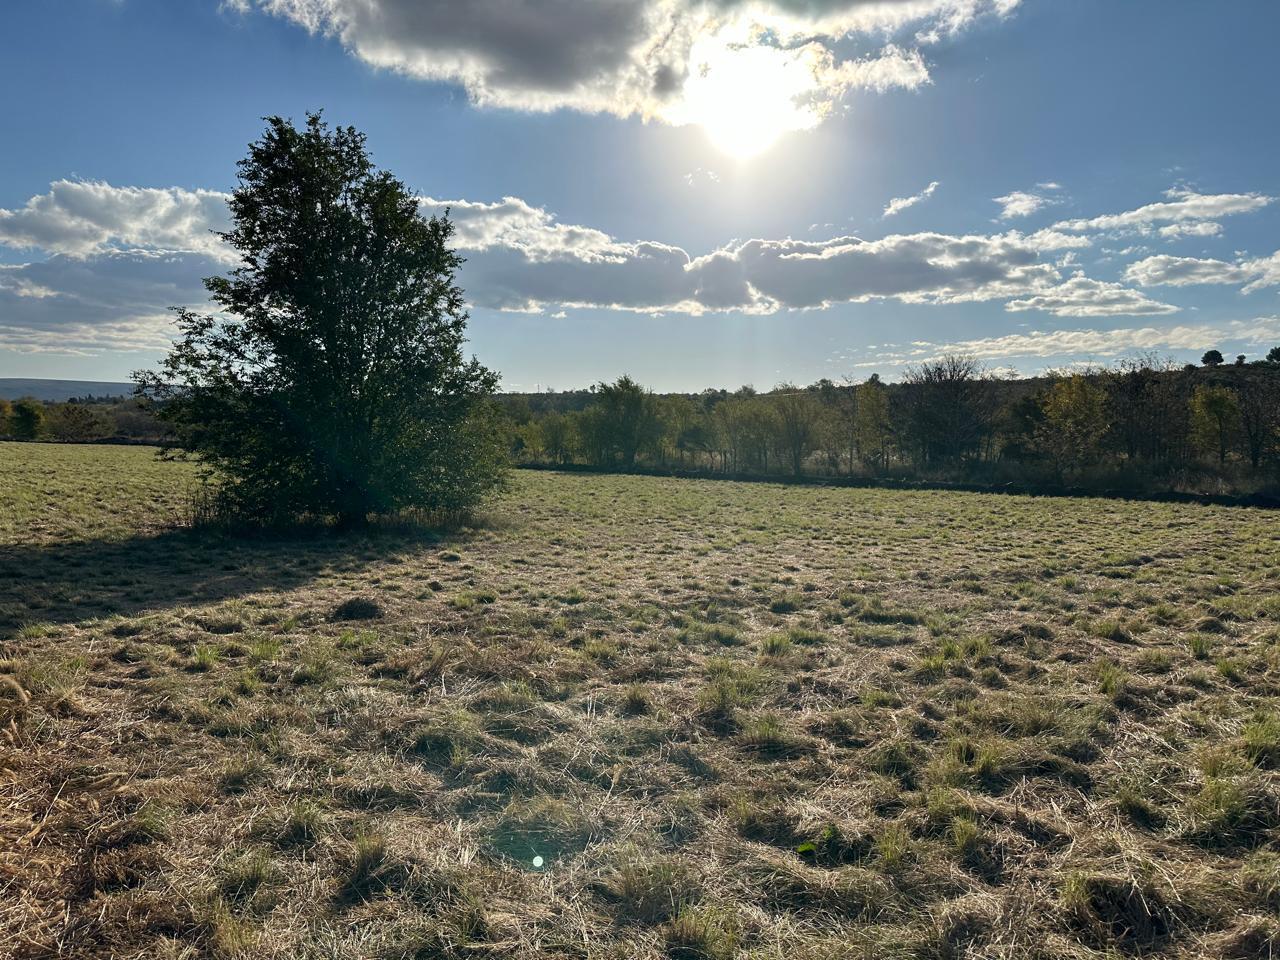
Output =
[{"x1": 2, "y1": 0, "x2": 1279, "y2": 392}]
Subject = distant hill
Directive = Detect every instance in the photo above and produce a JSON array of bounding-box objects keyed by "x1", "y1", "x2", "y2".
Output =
[{"x1": 0, "y1": 379, "x2": 136, "y2": 402}]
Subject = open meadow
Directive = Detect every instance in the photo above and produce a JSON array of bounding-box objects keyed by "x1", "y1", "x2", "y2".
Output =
[{"x1": 3, "y1": 441, "x2": 1280, "y2": 959}]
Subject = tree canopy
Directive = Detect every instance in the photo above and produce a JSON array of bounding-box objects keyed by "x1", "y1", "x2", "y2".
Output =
[{"x1": 137, "y1": 114, "x2": 503, "y2": 525}]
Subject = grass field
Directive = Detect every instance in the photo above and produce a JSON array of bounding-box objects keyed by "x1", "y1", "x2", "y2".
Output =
[{"x1": 3, "y1": 441, "x2": 1280, "y2": 959}]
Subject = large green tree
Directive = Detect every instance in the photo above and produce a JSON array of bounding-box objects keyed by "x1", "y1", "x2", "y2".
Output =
[
  {"x1": 137, "y1": 114, "x2": 503, "y2": 525},
  {"x1": 1237, "y1": 374, "x2": 1280, "y2": 468},
  {"x1": 590, "y1": 375, "x2": 662, "y2": 467}
]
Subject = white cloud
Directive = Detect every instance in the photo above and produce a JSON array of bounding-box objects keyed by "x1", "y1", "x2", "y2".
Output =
[
  {"x1": 0, "y1": 178, "x2": 1178, "y2": 354},
  {"x1": 423, "y1": 196, "x2": 1139, "y2": 316},
  {"x1": 1004, "y1": 274, "x2": 1177, "y2": 317},
  {"x1": 1157, "y1": 221, "x2": 1222, "y2": 240},
  {"x1": 883, "y1": 180, "x2": 939, "y2": 218},
  {"x1": 0, "y1": 253, "x2": 218, "y2": 354},
  {"x1": 0, "y1": 180, "x2": 231, "y2": 260},
  {"x1": 430, "y1": 196, "x2": 629, "y2": 261},
  {"x1": 1124, "y1": 255, "x2": 1247, "y2": 288},
  {"x1": 824, "y1": 42, "x2": 931, "y2": 95},
  {"x1": 1124, "y1": 249, "x2": 1280, "y2": 292},
  {"x1": 0, "y1": 183, "x2": 229, "y2": 353},
  {"x1": 851, "y1": 316, "x2": 1280, "y2": 366},
  {"x1": 241, "y1": 0, "x2": 1016, "y2": 135},
  {"x1": 687, "y1": 232, "x2": 1055, "y2": 312},
  {"x1": 0, "y1": 178, "x2": 1191, "y2": 355},
  {"x1": 993, "y1": 189, "x2": 1055, "y2": 219},
  {"x1": 1022, "y1": 229, "x2": 1092, "y2": 251},
  {"x1": 1056, "y1": 188, "x2": 1273, "y2": 234}
]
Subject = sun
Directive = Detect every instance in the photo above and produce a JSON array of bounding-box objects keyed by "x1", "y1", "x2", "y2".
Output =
[{"x1": 665, "y1": 31, "x2": 827, "y2": 159}]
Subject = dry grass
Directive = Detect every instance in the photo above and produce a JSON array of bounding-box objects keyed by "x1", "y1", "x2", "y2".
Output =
[{"x1": 3, "y1": 441, "x2": 1280, "y2": 958}]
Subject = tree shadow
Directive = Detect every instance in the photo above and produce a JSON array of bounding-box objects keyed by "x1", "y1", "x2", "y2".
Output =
[{"x1": 0, "y1": 526, "x2": 454, "y2": 639}]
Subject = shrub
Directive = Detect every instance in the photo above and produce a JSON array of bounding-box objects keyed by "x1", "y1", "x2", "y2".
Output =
[{"x1": 9, "y1": 399, "x2": 45, "y2": 440}]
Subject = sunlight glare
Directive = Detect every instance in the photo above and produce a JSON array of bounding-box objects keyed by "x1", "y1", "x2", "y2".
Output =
[{"x1": 665, "y1": 31, "x2": 826, "y2": 159}]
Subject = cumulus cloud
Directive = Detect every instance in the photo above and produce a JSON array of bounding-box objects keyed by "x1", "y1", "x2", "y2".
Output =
[
  {"x1": 0, "y1": 253, "x2": 218, "y2": 354},
  {"x1": 0, "y1": 176, "x2": 1177, "y2": 353},
  {"x1": 883, "y1": 180, "x2": 939, "y2": 218},
  {"x1": 0, "y1": 183, "x2": 231, "y2": 353},
  {"x1": 823, "y1": 42, "x2": 930, "y2": 95},
  {"x1": 0, "y1": 180, "x2": 231, "y2": 260},
  {"x1": 0, "y1": 178, "x2": 1184, "y2": 354},
  {"x1": 1124, "y1": 250, "x2": 1280, "y2": 292},
  {"x1": 686, "y1": 230, "x2": 1063, "y2": 312},
  {"x1": 1004, "y1": 274, "x2": 1177, "y2": 317},
  {"x1": 431, "y1": 196, "x2": 627, "y2": 260},
  {"x1": 1124, "y1": 255, "x2": 1248, "y2": 288},
  {"x1": 1158, "y1": 221, "x2": 1222, "y2": 240},
  {"x1": 420, "y1": 196, "x2": 1136, "y2": 316},
  {"x1": 238, "y1": 0, "x2": 1016, "y2": 132},
  {"x1": 1055, "y1": 188, "x2": 1273, "y2": 234},
  {"x1": 993, "y1": 189, "x2": 1056, "y2": 219}
]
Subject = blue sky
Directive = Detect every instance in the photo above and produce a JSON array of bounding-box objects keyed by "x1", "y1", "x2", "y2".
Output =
[{"x1": 2, "y1": 0, "x2": 1279, "y2": 390}]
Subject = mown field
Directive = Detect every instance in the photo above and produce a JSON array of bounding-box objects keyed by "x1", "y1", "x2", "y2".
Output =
[{"x1": 2, "y1": 441, "x2": 1280, "y2": 959}]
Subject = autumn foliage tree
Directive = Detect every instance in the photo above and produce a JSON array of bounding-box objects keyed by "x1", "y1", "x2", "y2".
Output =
[{"x1": 1037, "y1": 375, "x2": 1110, "y2": 479}]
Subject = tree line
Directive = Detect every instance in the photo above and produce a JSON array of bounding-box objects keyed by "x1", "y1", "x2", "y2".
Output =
[
  {"x1": 9, "y1": 348, "x2": 1280, "y2": 498},
  {"x1": 0, "y1": 396, "x2": 165, "y2": 443},
  {"x1": 500, "y1": 351, "x2": 1280, "y2": 495}
]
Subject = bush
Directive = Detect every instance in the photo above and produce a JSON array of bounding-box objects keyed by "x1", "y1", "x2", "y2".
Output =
[
  {"x1": 9, "y1": 398, "x2": 45, "y2": 440},
  {"x1": 46, "y1": 403, "x2": 113, "y2": 441}
]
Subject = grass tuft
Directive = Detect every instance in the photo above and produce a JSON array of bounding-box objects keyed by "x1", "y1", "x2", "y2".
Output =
[{"x1": 660, "y1": 906, "x2": 739, "y2": 960}]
